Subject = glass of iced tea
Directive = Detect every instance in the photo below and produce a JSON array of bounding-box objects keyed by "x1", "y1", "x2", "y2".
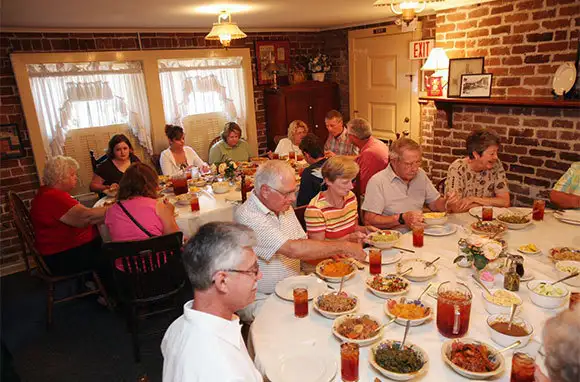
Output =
[
  {"x1": 437, "y1": 281, "x2": 472, "y2": 338},
  {"x1": 272, "y1": 152, "x2": 280, "y2": 160},
  {"x1": 369, "y1": 248, "x2": 382, "y2": 275},
  {"x1": 532, "y1": 199, "x2": 545, "y2": 221},
  {"x1": 570, "y1": 292, "x2": 580, "y2": 310},
  {"x1": 412, "y1": 226, "x2": 424, "y2": 248},
  {"x1": 296, "y1": 153, "x2": 304, "y2": 161},
  {"x1": 482, "y1": 206, "x2": 493, "y2": 221},
  {"x1": 190, "y1": 194, "x2": 200, "y2": 212},
  {"x1": 293, "y1": 286, "x2": 308, "y2": 318},
  {"x1": 341, "y1": 343, "x2": 359, "y2": 382},
  {"x1": 289, "y1": 151, "x2": 296, "y2": 160},
  {"x1": 510, "y1": 352, "x2": 535, "y2": 382},
  {"x1": 172, "y1": 174, "x2": 188, "y2": 196}
]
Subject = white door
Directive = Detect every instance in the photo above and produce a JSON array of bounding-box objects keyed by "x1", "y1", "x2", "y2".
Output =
[{"x1": 349, "y1": 25, "x2": 422, "y2": 142}]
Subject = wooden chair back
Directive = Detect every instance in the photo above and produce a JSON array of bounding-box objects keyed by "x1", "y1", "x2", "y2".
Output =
[
  {"x1": 436, "y1": 177, "x2": 447, "y2": 195},
  {"x1": 208, "y1": 136, "x2": 221, "y2": 159},
  {"x1": 150, "y1": 154, "x2": 162, "y2": 175},
  {"x1": 89, "y1": 150, "x2": 108, "y2": 172},
  {"x1": 294, "y1": 205, "x2": 308, "y2": 231},
  {"x1": 102, "y1": 232, "x2": 186, "y2": 303}
]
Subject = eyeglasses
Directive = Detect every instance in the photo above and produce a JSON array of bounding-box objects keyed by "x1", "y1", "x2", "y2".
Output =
[
  {"x1": 268, "y1": 185, "x2": 296, "y2": 199},
  {"x1": 219, "y1": 263, "x2": 260, "y2": 278},
  {"x1": 399, "y1": 160, "x2": 422, "y2": 169}
]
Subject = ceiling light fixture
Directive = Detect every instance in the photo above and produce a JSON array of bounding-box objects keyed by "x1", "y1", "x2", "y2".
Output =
[
  {"x1": 374, "y1": 0, "x2": 444, "y2": 26},
  {"x1": 205, "y1": 10, "x2": 247, "y2": 48}
]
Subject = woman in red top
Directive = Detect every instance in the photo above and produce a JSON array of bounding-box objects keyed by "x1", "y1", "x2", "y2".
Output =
[{"x1": 31, "y1": 156, "x2": 109, "y2": 276}]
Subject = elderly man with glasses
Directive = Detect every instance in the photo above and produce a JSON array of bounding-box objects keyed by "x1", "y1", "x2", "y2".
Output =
[
  {"x1": 362, "y1": 138, "x2": 459, "y2": 232},
  {"x1": 235, "y1": 160, "x2": 366, "y2": 321},
  {"x1": 161, "y1": 222, "x2": 263, "y2": 382}
]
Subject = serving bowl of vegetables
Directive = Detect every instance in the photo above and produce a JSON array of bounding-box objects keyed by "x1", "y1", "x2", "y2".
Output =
[
  {"x1": 527, "y1": 280, "x2": 569, "y2": 309},
  {"x1": 367, "y1": 230, "x2": 401, "y2": 249},
  {"x1": 369, "y1": 340, "x2": 429, "y2": 381}
]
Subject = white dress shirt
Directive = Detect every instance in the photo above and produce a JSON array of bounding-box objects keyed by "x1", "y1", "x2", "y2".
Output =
[
  {"x1": 161, "y1": 301, "x2": 262, "y2": 382},
  {"x1": 274, "y1": 138, "x2": 302, "y2": 157},
  {"x1": 160, "y1": 146, "x2": 207, "y2": 176}
]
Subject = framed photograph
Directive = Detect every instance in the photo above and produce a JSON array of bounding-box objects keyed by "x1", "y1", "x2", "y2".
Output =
[
  {"x1": 0, "y1": 123, "x2": 25, "y2": 159},
  {"x1": 460, "y1": 73, "x2": 493, "y2": 98},
  {"x1": 255, "y1": 40, "x2": 290, "y2": 85},
  {"x1": 447, "y1": 57, "x2": 485, "y2": 97}
]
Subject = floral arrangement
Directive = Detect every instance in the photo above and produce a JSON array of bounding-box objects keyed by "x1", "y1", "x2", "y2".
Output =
[
  {"x1": 454, "y1": 235, "x2": 504, "y2": 270},
  {"x1": 217, "y1": 160, "x2": 238, "y2": 180},
  {"x1": 308, "y1": 53, "x2": 331, "y2": 73}
]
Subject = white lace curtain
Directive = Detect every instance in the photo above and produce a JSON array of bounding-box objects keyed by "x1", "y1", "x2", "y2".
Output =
[
  {"x1": 158, "y1": 57, "x2": 248, "y2": 138},
  {"x1": 27, "y1": 61, "x2": 153, "y2": 156}
]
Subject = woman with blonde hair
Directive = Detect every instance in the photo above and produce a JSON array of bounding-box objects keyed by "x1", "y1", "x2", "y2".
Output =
[{"x1": 274, "y1": 120, "x2": 308, "y2": 157}]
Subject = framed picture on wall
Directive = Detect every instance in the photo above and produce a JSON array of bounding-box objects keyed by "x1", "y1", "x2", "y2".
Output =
[
  {"x1": 460, "y1": 73, "x2": 493, "y2": 98},
  {"x1": 0, "y1": 123, "x2": 25, "y2": 159},
  {"x1": 255, "y1": 40, "x2": 290, "y2": 85},
  {"x1": 447, "y1": 57, "x2": 485, "y2": 97}
]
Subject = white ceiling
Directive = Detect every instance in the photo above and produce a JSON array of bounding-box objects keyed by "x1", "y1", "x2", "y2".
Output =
[{"x1": 2, "y1": 0, "x2": 496, "y2": 31}]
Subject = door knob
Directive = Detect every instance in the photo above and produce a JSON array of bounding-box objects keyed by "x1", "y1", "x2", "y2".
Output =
[
  {"x1": 309, "y1": 106, "x2": 313, "y2": 110},
  {"x1": 315, "y1": 124, "x2": 319, "y2": 128},
  {"x1": 403, "y1": 117, "x2": 410, "y2": 123}
]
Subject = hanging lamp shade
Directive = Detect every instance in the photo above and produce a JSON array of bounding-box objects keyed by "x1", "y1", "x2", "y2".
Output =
[{"x1": 205, "y1": 11, "x2": 247, "y2": 48}]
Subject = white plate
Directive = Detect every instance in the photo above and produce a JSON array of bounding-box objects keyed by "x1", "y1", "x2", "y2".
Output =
[
  {"x1": 396, "y1": 259, "x2": 438, "y2": 282},
  {"x1": 521, "y1": 270, "x2": 534, "y2": 282},
  {"x1": 517, "y1": 244, "x2": 542, "y2": 256},
  {"x1": 424, "y1": 223, "x2": 457, "y2": 237},
  {"x1": 266, "y1": 351, "x2": 337, "y2": 382},
  {"x1": 274, "y1": 275, "x2": 328, "y2": 301},
  {"x1": 469, "y1": 206, "x2": 509, "y2": 219},
  {"x1": 552, "y1": 62, "x2": 577, "y2": 96},
  {"x1": 554, "y1": 211, "x2": 580, "y2": 225},
  {"x1": 363, "y1": 248, "x2": 403, "y2": 264}
]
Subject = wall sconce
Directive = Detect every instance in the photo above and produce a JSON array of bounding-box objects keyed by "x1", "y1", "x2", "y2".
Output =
[{"x1": 205, "y1": 11, "x2": 247, "y2": 48}]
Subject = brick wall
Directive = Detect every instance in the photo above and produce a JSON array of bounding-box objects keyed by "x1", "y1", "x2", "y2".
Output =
[{"x1": 0, "y1": 31, "x2": 326, "y2": 269}]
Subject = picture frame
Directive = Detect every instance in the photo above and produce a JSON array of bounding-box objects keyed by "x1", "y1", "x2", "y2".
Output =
[
  {"x1": 460, "y1": 73, "x2": 493, "y2": 98},
  {"x1": 0, "y1": 123, "x2": 25, "y2": 159},
  {"x1": 255, "y1": 40, "x2": 290, "y2": 85},
  {"x1": 447, "y1": 57, "x2": 485, "y2": 97}
]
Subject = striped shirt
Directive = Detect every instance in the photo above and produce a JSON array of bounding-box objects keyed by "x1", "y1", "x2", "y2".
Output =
[
  {"x1": 305, "y1": 191, "x2": 358, "y2": 240},
  {"x1": 234, "y1": 192, "x2": 307, "y2": 295}
]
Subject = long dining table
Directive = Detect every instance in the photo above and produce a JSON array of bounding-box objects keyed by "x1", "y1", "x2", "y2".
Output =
[{"x1": 250, "y1": 210, "x2": 580, "y2": 382}]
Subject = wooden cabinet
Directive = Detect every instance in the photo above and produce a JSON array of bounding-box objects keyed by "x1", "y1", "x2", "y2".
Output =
[{"x1": 264, "y1": 81, "x2": 340, "y2": 150}]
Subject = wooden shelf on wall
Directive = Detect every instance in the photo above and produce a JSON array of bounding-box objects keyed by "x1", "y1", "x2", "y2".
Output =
[{"x1": 418, "y1": 96, "x2": 580, "y2": 127}]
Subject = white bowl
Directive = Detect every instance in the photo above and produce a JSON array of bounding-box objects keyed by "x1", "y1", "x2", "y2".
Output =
[
  {"x1": 555, "y1": 261, "x2": 580, "y2": 287},
  {"x1": 365, "y1": 274, "x2": 410, "y2": 298},
  {"x1": 423, "y1": 212, "x2": 448, "y2": 225},
  {"x1": 496, "y1": 214, "x2": 533, "y2": 230},
  {"x1": 527, "y1": 280, "x2": 569, "y2": 309},
  {"x1": 211, "y1": 181, "x2": 230, "y2": 194},
  {"x1": 441, "y1": 338, "x2": 505, "y2": 380},
  {"x1": 384, "y1": 297, "x2": 432, "y2": 326},
  {"x1": 486, "y1": 314, "x2": 533, "y2": 348},
  {"x1": 482, "y1": 289, "x2": 523, "y2": 315},
  {"x1": 312, "y1": 291, "x2": 359, "y2": 319},
  {"x1": 315, "y1": 259, "x2": 356, "y2": 283},
  {"x1": 396, "y1": 259, "x2": 438, "y2": 282},
  {"x1": 174, "y1": 193, "x2": 192, "y2": 206},
  {"x1": 367, "y1": 230, "x2": 401, "y2": 249},
  {"x1": 332, "y1": 314, "x2": 384, "y2": 347},
  {"x1": 369, "y1": 340, "x2": 429, "y2": 381}
]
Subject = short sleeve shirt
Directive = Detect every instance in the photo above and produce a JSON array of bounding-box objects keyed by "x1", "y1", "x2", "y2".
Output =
[
  {"x1": 356, "y1": 137, "x2": 390, "y2": 195},
  {"x1": 305, "y1": 191, "x2": 358, "y2": 240},
  {"x1": 362, "y1": 165, "x2": 440, "y2": 216},
  {"x1": 553, "y1": 162, "x2": 580, "y2": 196},
  {"x1": 445, "y1": 158, "x2": 509, "y2": 198},
  {"x1": 95, "y1": 154, "x2": 140, "y2": 186},
  {"x1": 324, "y1": 128, "x2": 359, "y2": 156},
  {"x1": 234, "y1": 192, "x2": 307, "y2": 294}
]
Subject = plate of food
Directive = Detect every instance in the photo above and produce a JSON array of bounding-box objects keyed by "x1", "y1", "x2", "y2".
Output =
[
  {"x1": 469, "y1": 206, "x2": 509, "y2": 219},
  {"x1": 266, "y1": 350, "x2": 337, "y2": 382},
  {"x1": 275, "y1": 275, "x2": 328, "y2": 301},
  {"x1": 384, "y1": 297, "x2": 432, "y2": 326},
  {"x1": 174, "y1": 193, "x2": 192, "y2": 206},
  {"x1": 396, "y1": 259, "x2": 438, "y2": 282},
  {"x1": 369, "y1": 340, "x2": 429, "y2": 381},
  {"x1": 496, "y1": 213, "x2": 533, "y2": 230},
  {"x1": 423, "y1": 212, "x2": 448, "y2": 225},
  {"x1": 548, "y1": 247, "x2": 580, "y2": 262},
  {"x1": 518, "y1": 243, "x2": 541, "y2": 256},
  {"x1": 470, "y1": 221, "x2": 507, "y2": 237},
  {"x1": 211, "y1": 181, "x2": 230, "y2": 194},
  {"x1": 555, "y1": 261, "x2": 580, "y2": 287},
  {"x1": 312, "y1": 291, "x2": 359, "y2": 319},
  {"x1": 103, "y1": 185, "x2": 119, "y2": 198},
  {"x1": 424, "y1": 224, "x2": 457, "y2": 237},
  {"x1": 366, "y1": 274, "x2": 410, "y2": 298},
  {"x1": 315, "y1": 259, "x2": 356, "y2": 283},
  {"x1": 363, "y1": 248, "x2": 402, "y2": 265},
  {"x1": 332, "y1": 314, "x2": 383, "y2": 346},
  {"x1": 366, "y1": 230, "x2": 401, "y2": 249},
  {"x1": 442, "y1": 338, "x2": 505, "y2": 380}
]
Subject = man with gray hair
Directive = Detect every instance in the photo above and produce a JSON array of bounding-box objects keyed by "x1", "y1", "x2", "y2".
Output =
[
  {"x1": 235, "y1": 160, "x2": 366, "y2": 321},
  {"x1": 362, "y1": 138, "x2": 459, "y2": 232},
  {"x1": 161, "y1": 222, "x2": 263, "y2": 382},
  {"x1": 347, "y1": 117, "x2": 390, "y2": 195}
]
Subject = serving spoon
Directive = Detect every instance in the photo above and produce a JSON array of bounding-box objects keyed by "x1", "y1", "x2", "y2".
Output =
[
  {"x1": 398, "y1": 267, "x2": 413, "y2": 277},
  {"x1": 538, "y1": 271, "x2": 580, "y2": 287},
  {"x1": 471, "y1": 274, "x2": 493, "y2": 296},
  {"x1": 424, "y1": 257, "x2": 440, "y2": 268},
  {"x1": 507, "y1": 303, "x2": 518, "y2": 331},
  {"x1": 417, "y1": 283, "x2": 433, "y2": 301},
  {"x1": 400, "y1": 319, "x2": 411, "y2": 349}
]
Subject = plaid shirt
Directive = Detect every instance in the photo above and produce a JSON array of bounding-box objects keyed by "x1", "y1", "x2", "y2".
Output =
[{"x1": 324, "y1": 128, "x2": 359, "y2": 156}]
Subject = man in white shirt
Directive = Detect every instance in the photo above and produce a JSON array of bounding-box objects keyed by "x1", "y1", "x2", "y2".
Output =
[
  {"x1": 235, "y1": 160, "x2": 366, "y2": 321},
  {"x1": 161, "y1": 222, "x2": 263, "y2": 382}
]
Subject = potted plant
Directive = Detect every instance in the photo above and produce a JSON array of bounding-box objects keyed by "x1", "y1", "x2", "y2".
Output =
[
  {"x1": 308, "y1": 53, "x2": 331, "y2": 82},
  {"x1": 454, "y1": 235, "x2": 503, "y2": 270}
]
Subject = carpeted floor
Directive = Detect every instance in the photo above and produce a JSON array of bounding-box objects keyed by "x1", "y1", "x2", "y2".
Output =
[{"x1": 1, "y1": 271, "x2": 191, "y2": 382}]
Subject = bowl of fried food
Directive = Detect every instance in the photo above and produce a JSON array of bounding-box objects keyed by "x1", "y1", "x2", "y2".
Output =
[
  {"x1": 370, "y1": 340, "x2": 429, "y2": 381},
  {"x1": 316, "y1": 259, "x2": 356, "y2": 283},
  {"x1": 442, "y1": 338, "x2": 504, "y2": 380},
  {"x1": 548, "y1": 247, "x2": 580, "y2": 262},
  {"x1": 384, "y1": 297, "x2": 432, "y2": 326},
  {"x1": 497, "y1": 213, "x2": 532, "y2": 230},
  {"x1": 367, "y1": 230, "x2": 401, "y2": 249},
  {"x1": 332, "y1": 314, "x2": 383, "y2": 346},
  {"x1": 312, "y1": 291, "x2": 359, "y2": 319},
  {"x1": 423, "y1": 212, "x2": 448, "y2": 225}
]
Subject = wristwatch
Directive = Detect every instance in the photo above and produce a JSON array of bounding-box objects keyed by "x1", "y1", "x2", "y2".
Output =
[{"x1": 398, "y1": 213, "x2": 405, "y2": 225}]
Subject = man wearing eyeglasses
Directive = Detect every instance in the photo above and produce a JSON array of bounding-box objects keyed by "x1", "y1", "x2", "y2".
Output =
[
  {"x1": 161, "y1": 222, "x2": 263, "y2": 382},
  {"x1": 362, "y1": 138, "x2": 459, "y2": 232},
  {"x1": 235, "y1": 160, "x2": 366, "y2": 322}
]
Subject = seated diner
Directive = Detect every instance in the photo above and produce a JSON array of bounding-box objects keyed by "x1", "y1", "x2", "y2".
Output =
[
  {"x1": 274, "y1": 119, "x2": 308, "y2": 157},
  {"x1": 208, "y1": 122, "x2": 251, "y2": 164},
  {"x1": 550, "y1": 161, "x2": 580, "y2": 209},
  {"x1": 90, "y1": 134, "x2": 140, "y2": 193},
  {"x1": 296, "y1": 133, "x2": 328, "y2": 207},
  {"x1": 160, "y1": 124, "x2": 209, "y2": 176}
]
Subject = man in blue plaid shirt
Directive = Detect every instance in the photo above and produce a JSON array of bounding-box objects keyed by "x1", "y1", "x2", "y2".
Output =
[{"x1": 323, "y1": 110, "x2": 359, "y2": 157}]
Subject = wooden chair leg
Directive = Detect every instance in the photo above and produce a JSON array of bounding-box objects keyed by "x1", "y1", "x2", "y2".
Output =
[
  {"x1": 92, "y1": 272, "x2": 112, "y2": 310},
  {"x1": 129, "y1": 305, "x2": 141, "y2": 362},
  {"x1": 47, "y1": 282, "x2": 55, "y2": 329}
]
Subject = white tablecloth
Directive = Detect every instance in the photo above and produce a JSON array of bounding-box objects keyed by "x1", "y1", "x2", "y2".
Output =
[
  {"x1": 251, "y1": 211, "x2": 580, "y2": 382},
  {"x1": 94, "y1": 186, "x2": 241, "y2": 240}
]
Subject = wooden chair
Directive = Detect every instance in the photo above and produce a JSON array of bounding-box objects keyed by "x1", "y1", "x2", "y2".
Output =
[
  {"x1": 102, "y1": 232, "x2": 186, "y2": 362},
  {"x1": 150, "y1": 154, "x2": 162, "y2": 175},
  {"x1": 89, "y1": 150, "x2": 108, "y2": 172},
  {"x1": 8, "y1": 191, "x2": 108, "y2": 328},
  {"x1": 208, "y1": 136, "x2": 221, "y2": 160},
  {"x1": 436, "y1": 177, "x2": 447, "y2": 195},
  {"x1": 294, "y1": 205, "x2": 307, "y2": 231}
]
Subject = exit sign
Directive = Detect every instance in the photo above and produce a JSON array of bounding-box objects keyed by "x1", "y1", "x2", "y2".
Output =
[{"x1": 409, "y1": 39, "x2": 434, "y2": 60}]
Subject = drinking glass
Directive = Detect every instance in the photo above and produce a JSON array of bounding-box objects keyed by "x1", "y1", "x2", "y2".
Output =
[
  {"x1": 482, "y1": 206, "x2": 493, "y2": 221},
  {"x1": 190, "y1": 194, "x2": 200, "y2": 212},
  {"x1": 437, "y1": 281, "x2": 472, "y2": 338},
  {"x1": 293, "y1": 287, "x2": 308, "y2": 318},
  {"x1": 341, "y1": 343, "x2": 359, "y2": 382},
  {"x1": 296, "y1": 153, "x2": 304, "y2": 161},
  {"x1": 532, "y1": 199, "x2": 545, "y2": 221},
  {"x1": 369, "y1": 248, "x2": 382, "y2": 275},
  {"x1": 172, "y1": 173, "x2": 188, "y2": 196},
  {"x1": 510, "y1": 352, "x2": 535, "y2": 382},
  {"x1": 412, "y1": 226, "x2": 424, "y2": 248},
  {"x1": 271, "y1": 152, "x2": 280, "y2": 160},
  {"x1": 289, "y1": 151, "x2": 296, "y2": 160}
]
